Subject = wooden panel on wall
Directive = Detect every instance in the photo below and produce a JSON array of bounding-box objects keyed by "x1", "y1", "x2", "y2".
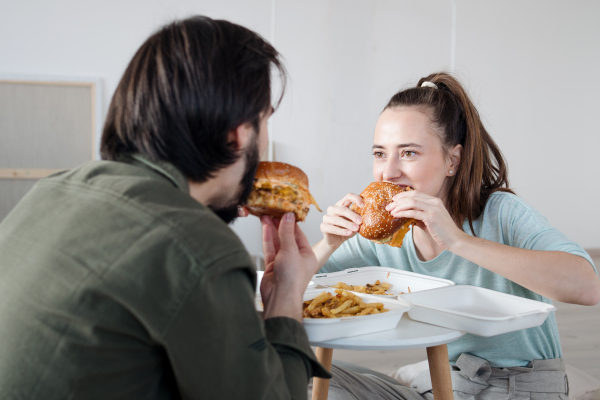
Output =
[{"x1": 0, "y1": 78, "x2": 98, "y2": 221}]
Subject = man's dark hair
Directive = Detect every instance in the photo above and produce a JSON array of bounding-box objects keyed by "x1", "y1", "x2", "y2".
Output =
[{"x1": 100, "y1": 16, "x2": 286, "y2": 182}]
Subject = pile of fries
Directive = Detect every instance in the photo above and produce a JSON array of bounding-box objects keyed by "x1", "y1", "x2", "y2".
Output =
[
  {"x1": 303, "y1": 290, "x2": 389, "y2": 318},
  {"x1": 331, "y1": 280, "x2": 394, "y2": 295}
]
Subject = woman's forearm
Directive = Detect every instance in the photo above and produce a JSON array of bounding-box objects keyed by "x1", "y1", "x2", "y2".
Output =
[
  {"x1": 312, "y1": 238, "x2": 338, "y2": 272},
  {"x1": 450, "y1": 234, "x2": 600, "y2": 305}
]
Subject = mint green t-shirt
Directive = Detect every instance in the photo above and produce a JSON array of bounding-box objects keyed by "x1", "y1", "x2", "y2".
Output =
[{"x1": 321, "y1": 192, "x2": 596, "y2": 368}]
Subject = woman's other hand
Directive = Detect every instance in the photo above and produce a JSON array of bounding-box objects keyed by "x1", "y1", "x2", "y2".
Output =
[
  {"x1": 320, "y1": 193, "x2": 364, "y2": 250},
  {"x1": 386, "y1": 190, "x2": 466, "y2": 251}
]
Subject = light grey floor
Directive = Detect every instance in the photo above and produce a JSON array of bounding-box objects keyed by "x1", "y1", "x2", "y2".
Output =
[{"x1": 330, "y1": 255, "x2": 600, "y2": 382}]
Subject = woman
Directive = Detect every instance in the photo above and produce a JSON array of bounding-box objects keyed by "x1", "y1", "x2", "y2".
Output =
[{"x1": 311, "y1": 72, "x2": 600, "y2": 399}]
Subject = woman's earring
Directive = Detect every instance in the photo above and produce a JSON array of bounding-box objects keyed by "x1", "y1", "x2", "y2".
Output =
[{"x1": 449, "y1": 170, "x2": 453, "y2": 175}]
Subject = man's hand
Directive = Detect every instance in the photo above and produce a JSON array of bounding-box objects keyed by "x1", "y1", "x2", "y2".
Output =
[{"x1": 260, "y1": 212, "x2": 317, "y2": 322}]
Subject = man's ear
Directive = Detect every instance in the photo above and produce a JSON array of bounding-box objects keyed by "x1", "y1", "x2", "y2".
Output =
[{"x1": 227, "y1": 122, "x2": 254, "y2": 150}]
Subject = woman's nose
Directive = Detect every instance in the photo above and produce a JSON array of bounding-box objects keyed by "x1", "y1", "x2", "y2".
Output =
[{"x1": 382, "y1": 158, "x2": 401, "y2": 181}]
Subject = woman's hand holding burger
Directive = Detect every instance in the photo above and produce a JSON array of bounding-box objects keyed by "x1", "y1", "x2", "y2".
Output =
[
  {"x1": 312, "y1": 193, "x2": 363, "y2": 270},
  {"x1": 319, "y1": 193, "x2": 364, "y2": 250},
  {"x1": 386, "y1": 190, "x2": 466, "y2": 251}
]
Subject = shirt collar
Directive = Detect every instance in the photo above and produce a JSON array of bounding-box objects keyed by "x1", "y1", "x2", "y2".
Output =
[{"x1": 126, "y1": 153, "x2": 190, "y2": 195}]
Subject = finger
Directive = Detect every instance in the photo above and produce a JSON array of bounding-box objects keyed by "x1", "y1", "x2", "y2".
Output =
[
  {"x1": 322, "y1": 214, "x2": 360, "y2": 232},
  {"x1": 272, "y1": 217, "x2": 281, "y2": 230},
  {"x1": 391, "y1": 190, "x2": 439, "y2": 203},
  {"x1": 389, "y1": 209, "x2": 427, "y2": 221},
  {"x1": 263, "y1": 261, "x2": 275, "y2": 274},
  {"x1": 262, "y1": 216, "x2": 282, "y2": 253},
  {"x1": 321, "y1": 223, "x2": 356, "y2": 237},
  {"x1": 237, "y1": 206, "x2": 250, "y2": 217},
  {"x1": 327, "y1": 205, "x2": 362, "y2": 224},
  {"x1": 261, "y1": 216, "x2": 276, "y2": 264},
  {"x1": 386, "y1": 197, "x2": 432, "y2": 213},
  {"x1": 335, "y1": 193, "x2": 364, "y2": 208},
  {"x1": 278, "y1": 212, "x2": 298, "y2": 252},
  {"x1": 293, "y1": 223, "x2": 313, "y2": 255}
]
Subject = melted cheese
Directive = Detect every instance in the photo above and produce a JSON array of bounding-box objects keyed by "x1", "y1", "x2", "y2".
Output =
[{"x1": 388, "y1": 219, "x2": 416, "y2": 248}]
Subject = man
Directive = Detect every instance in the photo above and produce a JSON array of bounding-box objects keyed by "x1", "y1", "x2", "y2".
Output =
[{"x1": 0, "y1": 16, "x2": 330, "y2": 399}]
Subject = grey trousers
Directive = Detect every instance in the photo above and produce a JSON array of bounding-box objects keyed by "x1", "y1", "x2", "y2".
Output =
[
  {"x1": 308, "y1": 355, "x2": 568, "y2": 400},
  {"x1": 307, "y1": 360, "x2": 424, "y2": 400}
]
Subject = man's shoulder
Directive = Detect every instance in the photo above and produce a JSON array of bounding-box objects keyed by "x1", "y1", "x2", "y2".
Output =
[{"x1": 37, "y1": 159, "x2": 249, "y2": 267}]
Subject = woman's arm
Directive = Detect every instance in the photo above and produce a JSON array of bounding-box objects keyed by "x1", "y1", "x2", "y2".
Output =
[
  {"x1": 312, "y1": 238, "x2": 339, "y2": 271},
  {"x1": 451, "y1": 236, "x2": 600, "y2": 305},
  {"x1": 387, "y1": 190, "x2": 600, "y2": 306}
]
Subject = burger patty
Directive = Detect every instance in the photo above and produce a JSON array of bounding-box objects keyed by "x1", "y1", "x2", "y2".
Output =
[{"x1": 246, "y1": 188, "x2": 310, "y2": 219}]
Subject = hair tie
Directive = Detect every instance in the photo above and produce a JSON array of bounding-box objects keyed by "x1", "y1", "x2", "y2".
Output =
[{"x1": 421, "y1": 81, "x2": 438, "y2": 89}]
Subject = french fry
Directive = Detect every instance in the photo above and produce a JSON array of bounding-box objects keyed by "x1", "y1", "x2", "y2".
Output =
[
  {"x1": 321, "y1": 307, "x2": 335, "y2": 318},
  {"x1": 331, "y1": 299, "x2": 353, "y2": 314},
  {"x1": 359, "y1": 306, "x2": 375, "y2": 316},
  {"x1": 330, "y1": 280, "x2": 394, "y2": 295},
  {"x1": 368, "y1": 302, "x2": 385, "y2": 309},
  {"x1": 302, "y1": 291, "x2": 390, "y2": 318},
  {"x1": 333, "y1": 282, "x2": 351, "y2": 290},
  {"x1": 343, "y1": 306, "x2": 361, "y2": 314},
  {"x1": 307, "y1": 292, "x2": 330, "y2": 311}
]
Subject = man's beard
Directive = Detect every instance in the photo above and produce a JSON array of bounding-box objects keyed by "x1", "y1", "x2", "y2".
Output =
[{"x1": 211, "y1": 138, "x2": 260, "y2": 224}]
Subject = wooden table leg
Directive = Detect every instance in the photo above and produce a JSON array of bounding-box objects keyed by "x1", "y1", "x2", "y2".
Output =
[
  {"x1": 426, "y1": 344, "x2": 454, "y2": 400},
  {"x1": 312, "y1": 347, "x2": 334, "y2": 400}
]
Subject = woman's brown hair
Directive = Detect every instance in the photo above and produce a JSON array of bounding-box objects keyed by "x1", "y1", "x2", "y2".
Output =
[{"x1": 384, "y1": 72, "x2": 514, "y2": 234}]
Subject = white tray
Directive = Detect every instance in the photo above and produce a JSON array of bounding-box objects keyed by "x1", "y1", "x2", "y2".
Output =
[
  {"x1": 312, "y1": 267, "x2": 455, "y2": 297},
  {"x1": 301, "y1": 288, "x2": 412, "y2": 342},
  {"x1": 400, "y1": 285, "x2": 557, "y2": 337}
]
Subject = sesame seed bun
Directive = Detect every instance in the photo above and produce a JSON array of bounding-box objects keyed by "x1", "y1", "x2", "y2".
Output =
[
  {"x1": 350, "y1": 182, "x2": 415, "y2": 248},
  {"x1": 245, "y1": 161, "x2": 321, "y2": 222}
]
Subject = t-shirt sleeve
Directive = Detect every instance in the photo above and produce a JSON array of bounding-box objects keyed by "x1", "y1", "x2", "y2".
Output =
[
  {"x1": 161, "y1": 253, "x2": 330, "y2": 400},
  {"x1": 493, "y1": 194, "x2": 597, "y2": 274},
  {"x1": 320, "y1": 235, "x2": 380, "y2": 273}
]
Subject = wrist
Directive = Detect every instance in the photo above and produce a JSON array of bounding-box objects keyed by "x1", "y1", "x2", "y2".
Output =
[
  {"x1": 447, "y1": 230, "x2": 471, "y2": 255},
  {"x1": 263, "y1": 292, "x2": 303, "y2": 322},
  {"x1": 312, "y1": 238, "x2": 339, "y2": 273}
]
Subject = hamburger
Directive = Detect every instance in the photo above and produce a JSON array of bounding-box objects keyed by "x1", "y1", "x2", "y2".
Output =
[
  {"x1": 246, "y1": 161, "x2": 321, "y2": 222},
  {"x1": 350, "y1": 182, "x2": 416, "y2": 248}
]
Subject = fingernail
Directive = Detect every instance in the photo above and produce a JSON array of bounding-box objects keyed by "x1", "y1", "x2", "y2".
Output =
[
  {"x1": 284, "y1": 212, "x2": 294, "y2": 222},
  {"x1": 352, "y1": 224, "x2": 359, "y2": 230},
  {"x1": 346, "y1": 230, "x2": 352, "y2": 235},
  {"x1": 356, "y1": 217, "x2": 362, "y2": 223}
]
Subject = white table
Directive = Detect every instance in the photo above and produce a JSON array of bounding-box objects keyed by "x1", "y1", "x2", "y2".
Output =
[{"x1": 309, "y1": 314, "x2": 465, "y2": 400}]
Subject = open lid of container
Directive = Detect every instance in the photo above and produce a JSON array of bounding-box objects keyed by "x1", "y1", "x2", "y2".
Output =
[{"x1": 400, "y1": 285, "x2": 557, "y2": 337}]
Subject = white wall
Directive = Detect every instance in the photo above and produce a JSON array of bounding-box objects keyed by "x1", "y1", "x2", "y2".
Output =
[{"x1": 1, "y1": 0, "x2": 598, "y2": 255}]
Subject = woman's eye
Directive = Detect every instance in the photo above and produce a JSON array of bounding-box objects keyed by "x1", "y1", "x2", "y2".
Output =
[{"x1": 404, "y1": 150, "x2": 416, "y2": 157}]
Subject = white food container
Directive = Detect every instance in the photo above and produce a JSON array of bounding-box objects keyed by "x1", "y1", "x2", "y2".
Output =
[
  {"x1": 255, "y1": 271, "x2": 315, "y2": 294},
  {"x1": 301, "y1": 288, "x2": 412, "y2": 342},
  {"x1": 400, "y1": 285, "x2": 557, "y2": 337},
  {"x1": 312, "y1": 267, "x2": 455, "y2": 297}
]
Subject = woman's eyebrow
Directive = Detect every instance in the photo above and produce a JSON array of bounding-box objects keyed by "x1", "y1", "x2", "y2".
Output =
[{"x1": 372, "y1": 143, "x2": 423, "y2": 150}]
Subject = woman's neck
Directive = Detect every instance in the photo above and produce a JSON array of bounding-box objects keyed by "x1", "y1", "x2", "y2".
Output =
[{"x1": 412, "y1": 225, "x2": 445, "y2": 261}]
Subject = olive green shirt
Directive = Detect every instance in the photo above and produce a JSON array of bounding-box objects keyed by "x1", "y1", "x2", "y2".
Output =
[{"x1": 0, "y1": 154, "x2": 329, "y2": 399}]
